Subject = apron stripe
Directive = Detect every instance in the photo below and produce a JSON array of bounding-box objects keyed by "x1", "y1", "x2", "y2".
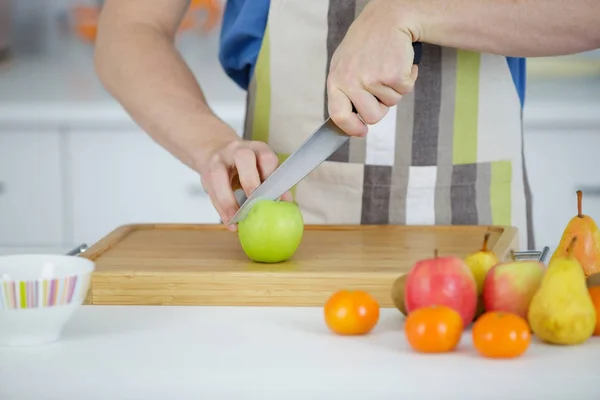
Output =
[
  {"x1": 412, "y1": 44, "x2": 442, "y2": 166},
  {"x1": 434, "y1": 47, "x2": 457, "y2": 225},
  {"x1": 251, "y1": 24, "x2": 271, "y2": 144},
  {"x1": 388, "y1": 92, "x2": 415, "y2": 224},
  {"x1": 475, "y1": 162, "x2": 493, "y2": 224},
  {"x1": 450, "y1": 164, "x2": 478, "y2": 225},
  {"x1": 325, "y1": 0, "x2": 356, "y2": 163},
  {"x1": 277, "y1": 153, "x2": 298, "y2": 200},
  {"x1": 437, "y1": 47, "x2": 457, "y2": 166},
  {"x1": 453, "y1": 50, "x2": 481, "y2": 165},
  {"x1": 388, "y1": 167, "x2": 410, "y2": 224},
  {"x1": 350, "y1": 0, "x2": 370, "y2": 164},
  {"x1": 394, "y1": 91, "x2": 415, "y2": 165},
  {"x1": 434, "y1": 166, "x2": 453, "y2": 224},
  {"x1": 490, "y1": 160, "x2": 512, "y2": 225},
  {"x1": 475, "y1": 162, "x2": 494, "y2": 225},
  {"x1": 406, "y1": 166, "x2": 437, "y2": 225},
  {"x1": 365, "y1": 106, "x2": 396, "y2": 166},
  {"x1": 355, "y1": 0, "x2": 369, "y2": 13},
  {"x1": 268, "y1": 1, "x2": 329, "y2": 154},
  {"x1": 244, "y1": 75, "x2": 257, "y2": 140},
  {"x1": 361, "y1": 166, "x2": 392, "y2": 224}
]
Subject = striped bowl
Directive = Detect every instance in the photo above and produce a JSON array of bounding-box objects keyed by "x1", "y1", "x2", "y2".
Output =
[{"x1": 0, "y1": 254, "x2": 95, "y2": 346}]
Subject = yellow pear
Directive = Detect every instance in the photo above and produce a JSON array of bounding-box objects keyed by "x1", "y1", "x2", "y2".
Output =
[
  {"x1": 464, "y1": 232, "x2": 499, "y2": 295},
  {"x1": 550, "y1": 190, "x2": 600, "y2": 277},
  {"x1": 528, "y1": 237, "x2": 597, "y2": 345}
]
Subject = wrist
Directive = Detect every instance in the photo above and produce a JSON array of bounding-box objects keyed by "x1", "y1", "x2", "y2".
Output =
[
  {"x1": 376, "y1": 0, "x2": 426, "y2": 42},
  {"x1": 190, "y1": 112, "x2": 241, "y2": 173}
]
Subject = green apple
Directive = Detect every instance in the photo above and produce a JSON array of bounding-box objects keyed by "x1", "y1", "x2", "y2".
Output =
[{"x1": 237, "y1": 199, "x2": 304, "y2": 263}]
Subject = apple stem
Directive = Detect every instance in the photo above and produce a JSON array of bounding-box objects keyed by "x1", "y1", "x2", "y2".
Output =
[
  {"x1": 482, "y1": 233, "x2": 491, "y2": 252},
  {"x1": 510, "y1": 250, "x2": 516, "y2": 262},
  {"x1": 567, "y1": 236, "x2": 577, "y2": 256},
  {"x1": 577, "y1": 190, "x2": 583, "y2": 218},
  {"x1": 434, "y1": 249, "x2": 439, "y2": 259}
]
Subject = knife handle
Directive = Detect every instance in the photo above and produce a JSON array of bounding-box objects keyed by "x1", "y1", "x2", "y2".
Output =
[{"x1": 350, "y1": 41, "x2": 422, "y2": 114}]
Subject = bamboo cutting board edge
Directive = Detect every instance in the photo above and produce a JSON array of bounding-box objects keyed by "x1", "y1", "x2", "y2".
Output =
[
  {"x1": 81, "y1": 223, "x2": 519, "y2": 307},
  {"x1": 87, "y1": 270, "x2": 406, "y2": 307}
]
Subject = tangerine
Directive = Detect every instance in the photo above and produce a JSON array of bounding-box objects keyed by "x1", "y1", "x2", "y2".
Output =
[
  {"x1": 588, "y1": 286, "x2": 600, "y2": 336},
  {"x1": 472, "y1": 311, "x2": 531, "y2": 358},
  {"x1": 404, "y1": 305, "x2": 463, "y2": 353},
  {"x1": 324, "y1": 290, "x2": 380, "y2": 335}
]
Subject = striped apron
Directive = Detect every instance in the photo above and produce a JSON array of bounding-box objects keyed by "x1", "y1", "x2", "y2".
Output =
[{"x1": 242, "y1": 0, "x2": 535, "y2": 250}]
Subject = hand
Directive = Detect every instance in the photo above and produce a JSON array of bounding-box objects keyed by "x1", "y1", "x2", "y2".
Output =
[
  {"x1": 326, "y1": 0, "x2": 419, "y2": 137},
  {"x1": 199, "y1": 139, "x2": 293, "y2": 231}
]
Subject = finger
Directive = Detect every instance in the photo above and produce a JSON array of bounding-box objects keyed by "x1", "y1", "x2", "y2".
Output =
[
  {"x1": 281, "y1": 191, "x2": 294, "y2": 202},
  {"x1": 383, "y1": 56, "x2": 418, "y2": 95},
  {"x1": 232, "y1": 147, "x2": 261, "y2": 196},
  {"x1": 346, "y1": 87, "x2": 388, "y2": 125},
  {"x1": 361, "y1": 82, "x2": 402, "y2": 107},
  {"x1": 209, "y1": 161, "x2": 239, "y2": 229},
  {"x1": 201, "y1": 177, "x2": 233, "y2": 230},
  {"x1": 327, "y1": 86, "x2": 367, "y2": 137},
  {"x1": 250, "y1": 141, "x2": 280, "y2": 181}
]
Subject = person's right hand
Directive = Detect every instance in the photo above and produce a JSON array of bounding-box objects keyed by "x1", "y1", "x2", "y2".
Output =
[{"x1": 199, "y1": 139, "x2": 293, "y2": 231}]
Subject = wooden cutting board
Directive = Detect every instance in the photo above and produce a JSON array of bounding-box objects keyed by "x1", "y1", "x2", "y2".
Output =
[{"x1": 81, "y1": 224, "x2": 519, "y2": 307}]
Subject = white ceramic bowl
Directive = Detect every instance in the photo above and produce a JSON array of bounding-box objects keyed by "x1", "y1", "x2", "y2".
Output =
[{"x1": 0, "y1": 254, "x2": 95, "y2": 346}]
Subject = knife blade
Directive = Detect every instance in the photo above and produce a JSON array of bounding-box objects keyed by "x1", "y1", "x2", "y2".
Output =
[
  {"x1": 229, "y1": 118, "x2": 349, "y2": 224},
  {"x1": 228, "y1": 42, "x2": 423, "y2": 225}
]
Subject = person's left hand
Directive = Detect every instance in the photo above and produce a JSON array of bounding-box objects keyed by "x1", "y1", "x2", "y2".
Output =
[{"x1": 326, "y1": 0, "x2": 419, "y2": 137}]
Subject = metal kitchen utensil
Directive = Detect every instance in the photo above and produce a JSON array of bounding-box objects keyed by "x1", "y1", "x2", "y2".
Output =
[
  {"x1": 65, "y1": 243, "x2": 89, "y2": 257},
  {"x1": 513, "y1": 246, "x2": 550, "y2": 264},
  {"x1": 229, "y1": 119, "x2": 349, "y2": 224},
  {"x1": 228, "y1": 42, "x2": 423, "y2": 225}
]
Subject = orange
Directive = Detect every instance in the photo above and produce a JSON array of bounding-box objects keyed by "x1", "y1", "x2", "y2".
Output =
[
  {"x1": 472, "y1": 311, "x2": 531, "y2": 358},
  {"x1": 404, "y1": 305, "x2": 463, "y2": 353},
  {"x1": 588, "y1": 286, "x2": 600, "y2": 336},
  {"x1": 324, "y1": 290, "x2": 380, "y2": 335}
]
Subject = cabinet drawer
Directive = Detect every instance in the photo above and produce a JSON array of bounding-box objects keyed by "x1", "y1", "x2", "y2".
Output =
[
  {"x1": 68, "y1": 129, "x2": 222, "y2": 246},
  {"x1": 0, "y1": 131, "x2": 65, "y2": 245},
  {"x1": 524, "y1": 129, "x2": 600, "y2": 248}
]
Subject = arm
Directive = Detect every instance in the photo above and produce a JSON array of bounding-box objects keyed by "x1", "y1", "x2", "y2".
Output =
[
  {"x1": 327, "y1": 0, "x2": 599, "y2": 136},
  {"x1": 397, "y1": 0, "x2": 600, "y2": 57},
  {"x1": 94, "y1": 0, "x2": 239, "y2": 173},
  {"x1": 95, "y1": 0, "x2": 288, "y2": 227}
]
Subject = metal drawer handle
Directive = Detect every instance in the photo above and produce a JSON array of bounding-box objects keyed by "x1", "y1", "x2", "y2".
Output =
[{"x1": 187, "y1": 184, "x2": 207, "y2": 197}]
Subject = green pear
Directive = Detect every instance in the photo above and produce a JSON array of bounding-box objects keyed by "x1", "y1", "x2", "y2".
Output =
[
  {"x1": 528, "y1": 237, "x2": 597, "y2": 345},
  {"x1": 390, "y1": 274, "x2": 408, "y2": 316}
]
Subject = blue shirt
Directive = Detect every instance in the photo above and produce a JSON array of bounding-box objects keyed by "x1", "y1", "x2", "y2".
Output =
[{"x1": 219, "y1": 0, "x2": 526, "y2": 107}]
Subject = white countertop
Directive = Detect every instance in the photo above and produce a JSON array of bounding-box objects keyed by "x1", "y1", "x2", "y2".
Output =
[{"x1": 1, "y1": 305, "x2": 599, "y2": 400}]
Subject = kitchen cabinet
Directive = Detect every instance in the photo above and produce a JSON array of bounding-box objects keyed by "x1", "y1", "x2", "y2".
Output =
[
  {"x1": 65, "y1": 103, "x2": 245, "y2": 246},
  {"x1": 524, "y1": 128, "x2": 600, "y2": 249},
  {"x1": 67, "y1": 128, "x2": 222, "y2": 246},
  {"x1": 0, "y1": 130, "x2": 65, "y2": 246}
]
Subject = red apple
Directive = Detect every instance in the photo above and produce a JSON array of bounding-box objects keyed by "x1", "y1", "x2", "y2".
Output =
[
  {"x1": 483, "y1": 260, "x2": 545, "y2": 321},
  {"x1": 404, "y1": 251, "x2": 478, "y2": 328}
]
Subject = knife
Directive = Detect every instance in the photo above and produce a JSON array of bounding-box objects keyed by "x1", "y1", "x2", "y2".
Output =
[{"x1": 228, "y1": 42, "x2": 423, "y2": 225}]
